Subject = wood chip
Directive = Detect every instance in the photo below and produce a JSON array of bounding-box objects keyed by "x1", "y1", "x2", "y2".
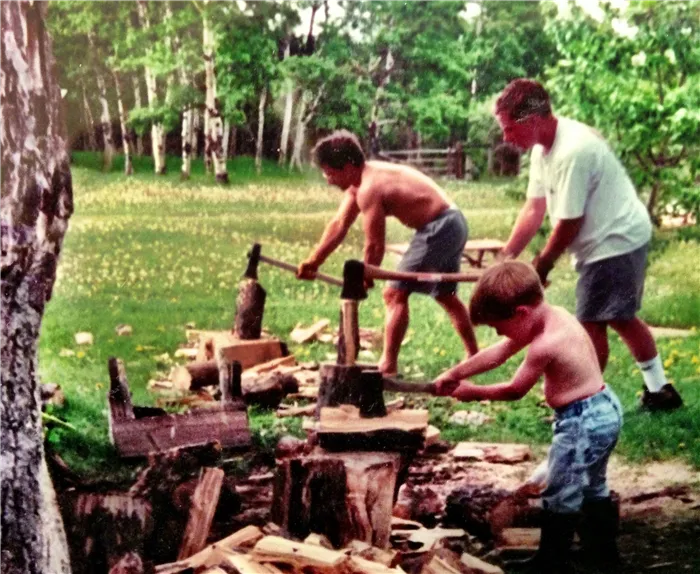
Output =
[{"x1": 290, "y1": 319, "x2": 331, "y2": 344}]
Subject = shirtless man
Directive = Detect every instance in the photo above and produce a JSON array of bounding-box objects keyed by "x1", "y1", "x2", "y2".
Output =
[
  {"x1": 434, "y1": 261, "x2": 623, "y2": 573},
  {"x1": 297, "y1": 130, "x2": 478, "y2": 375}
]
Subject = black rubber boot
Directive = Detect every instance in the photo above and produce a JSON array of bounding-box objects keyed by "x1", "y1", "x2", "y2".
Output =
[
  {"x1": 577, "y1": 497, "x2": 620, "y2": 571},
  {"x1": 506, "y1": 510, "x2": 577, "y2": 574},
  {"x1": 639, "y1": 383, "x2": 683, "y2": 411}
]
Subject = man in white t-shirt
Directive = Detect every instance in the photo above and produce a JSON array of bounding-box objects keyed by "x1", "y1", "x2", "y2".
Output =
[{"x1": 493, "y1": 78, "x2": 682, "y2": 412}]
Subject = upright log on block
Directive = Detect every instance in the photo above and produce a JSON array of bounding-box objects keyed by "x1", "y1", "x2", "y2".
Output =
[
  {"x1": 337, "y1": 260, "x2": 367, "y2": 365},
  {"x1": 217, "y1": 350, "x2": 242, "y2": 407},
  {"x1": 177, "y1": 467, "x2": 225, "y2": 560},
  {"x1": 271, "y1": 450, "x2": 402, "y2": 549},
  {"x1": 234, "y1": 243, "x2": 266, "y2": 339},
  {"x1": 316, "y1": 364, "x2": 386, "y2": 418}
]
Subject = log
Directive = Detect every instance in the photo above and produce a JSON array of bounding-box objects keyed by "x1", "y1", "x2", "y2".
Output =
[
  {"x1": 271, "y1": 451, "x2": 402, "y2": 549},
  {"x1": 108, "y1": 357, "x2": 134, "y2": 444},
  {"x1": 317, "y1": 405, "x2": 428, "y2": 452},
  {"x1": 177, "y1": 467, "x2": 225, "y2": 559},
  {"x1": 217, "y1": 351, "x2": 242, "y2": 406},
  {"x1": 234, "y1": 278, "x2": 267, "y2": 340},
  {"x1": 316, "y1": 364, "x2": 386, "y2": 419},
  {"x1": 198, "y1": 332, "x2": 286, "y2": 367},
  {"x1": 251, "y1": 536, "x2": 349, "y2": 571},
  {"x1": 60, "y1": 491, "x2": 152, "y2": 574},
  {"x1": 242, "y1": 372, "x2": 299, "y2": 408},
  {"x1": 443, "y1": 485, "x2": 512, "y2": 541},
  {"x1": 451, "y1": 442, "x2": 532, "y2": 464}
]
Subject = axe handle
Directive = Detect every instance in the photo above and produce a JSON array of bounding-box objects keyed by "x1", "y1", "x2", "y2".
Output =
[
  {"x1": 383, "y1": 377, "x2": 436, "y2": 395},
  {"x1": 258, "y1": 254, "x2": 344, "y2": 287},
  {"x1": 364, "y1": 263, "x2": 483, "y2": 284}
]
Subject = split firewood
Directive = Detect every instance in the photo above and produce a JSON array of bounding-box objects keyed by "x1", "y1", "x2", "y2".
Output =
[
  {"x1": 290, "y1": 319, "x2": 331, "y2": 344},
  {"x1": 108, "y1": 552, "x2": 144, "y2": 574},
  {"x1": 345, "y1": 540, "x2": 399, "y2": 567},
  {"x1": 241, "y1": 372, "x2": 299, "y2": 409},
  {"x1": 244, "y1": 355, "x2": 296, "y2": 375},
  {"x1": 174, "y1": 347, "x2": 198, "y2": 361},
  {"x1": 451, "y1": 442, "x2": 532, "y2": 464},
  {"x1": 391, "y1": 516, "x2": 425, "y2": 531},
  {"x1": 304, "y1": 532, "x2": 334, "y2": 549},
  {"x1": 276, "y1": 402, "x2": 317, "y2": 418},
  {"x1": 495, "y1": 528, "x2": 539, "y2": 550},
  {"x1": 198, "y1": 332, "x2": 286, "y2": 367},
  {"x1": 418, "y1": 555, "x2": 462, "y2": 574},
  {"x1": 391, "y1": 527, "x2": 467, "y2": 554},
  {"x1": 460, "y1": 553, "x2": 504, "y2": 574},
  {"x1": 250, "y1": 535, "x2": 349, "y2": 571},
  {"x1": 385, "y1": 397, "x2": 405, "y2": 413},
  {"x1": 177, "y1": 467, "x2": 225, "y2": 559}
]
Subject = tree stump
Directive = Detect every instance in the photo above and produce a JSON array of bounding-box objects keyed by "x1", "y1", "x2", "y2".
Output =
[
  {"x1": 234, "y1": 278, "x2": 266, "y2": 340},
  {"x1": 316, "y1": 364, "x2": 386, "y2": 419},
  {"x1": 271, "y1": 450, "x2": 402, "y2": 549}
]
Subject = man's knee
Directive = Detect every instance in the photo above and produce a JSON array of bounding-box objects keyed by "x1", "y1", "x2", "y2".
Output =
[{"x1": 383, "y1": 286, "x2": 409, "y2": 307}]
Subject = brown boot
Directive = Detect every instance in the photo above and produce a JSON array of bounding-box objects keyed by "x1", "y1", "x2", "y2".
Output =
[{"x1": 640, "y1": 384, "x2": 683, "y2": 412}]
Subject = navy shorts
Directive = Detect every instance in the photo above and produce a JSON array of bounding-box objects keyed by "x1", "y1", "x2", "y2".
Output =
[
  {"x1": 390, "y1": 208, "x2": 468, "y2": 297},
  {"x1": 575, "y1": 243, "x2": 649, "y2": 322}
]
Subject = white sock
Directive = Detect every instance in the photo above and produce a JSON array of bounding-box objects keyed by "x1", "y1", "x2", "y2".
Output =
[{"x1": 637, "y1": 355, "x2": 667, "y2": 392}]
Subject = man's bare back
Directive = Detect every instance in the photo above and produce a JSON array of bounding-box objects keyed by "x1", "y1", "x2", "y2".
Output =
[
  {"x1": 530, "y1": 305, "x2": 605, "y2": 408},
  {"x1": 354, "y1": 161, "x2": 452, "y2": 229}
]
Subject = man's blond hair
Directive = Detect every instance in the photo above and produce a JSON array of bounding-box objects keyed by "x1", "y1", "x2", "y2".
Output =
[{"x1": 469, "y1": 261, "x2": 544, "y2": 325}]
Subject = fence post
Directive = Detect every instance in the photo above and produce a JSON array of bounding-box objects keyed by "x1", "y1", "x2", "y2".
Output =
[{"x1": 454, "y1": 142, "x2": 465, "y2": 179}]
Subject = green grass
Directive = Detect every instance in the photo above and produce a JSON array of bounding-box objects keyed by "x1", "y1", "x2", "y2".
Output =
[{"x1": 41, "y1": 152, "x2": 700, "y2": 478}]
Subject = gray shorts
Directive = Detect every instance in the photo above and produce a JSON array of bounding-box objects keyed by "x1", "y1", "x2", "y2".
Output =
[
  {"x1": 575, "y1": 243, "x2": 649, "y2": 322},
  {"x1": 390, "y1": 208, "x2": 468, "y2": 297}
]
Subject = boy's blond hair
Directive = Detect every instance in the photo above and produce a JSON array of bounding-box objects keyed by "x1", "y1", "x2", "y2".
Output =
[{"x1": 469, "y1": 261, "x2": 544, "y2": 325}]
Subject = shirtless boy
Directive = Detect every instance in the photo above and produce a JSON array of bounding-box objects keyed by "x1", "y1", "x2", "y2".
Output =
[
  {"x1": 297, "y1": 130, "x2": 478, "y2": 375},
  {"x1": 434, "y1": 261, "x2": 622, "y2": 573}
]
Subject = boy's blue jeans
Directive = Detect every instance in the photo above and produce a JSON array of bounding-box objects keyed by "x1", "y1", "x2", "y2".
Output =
[{"x1": 543, "y1": 385, "x2": 623, "y2": 514}]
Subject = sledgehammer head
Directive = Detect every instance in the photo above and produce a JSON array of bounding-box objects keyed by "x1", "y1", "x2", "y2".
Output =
[
  {"x1": 341, "y1": 260, "x2": 367, "y2": 300},
  {"x1": 244, "y1": 243, "x2": 261, "y2": 280}
]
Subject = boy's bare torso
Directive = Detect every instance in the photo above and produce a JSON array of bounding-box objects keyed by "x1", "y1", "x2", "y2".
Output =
[
  {"x1": 351, "y1": 161, "x2": 452, "y2": 229},
  {"x1": 529, "y1": 305, "x2": 605, "y2": 408}
]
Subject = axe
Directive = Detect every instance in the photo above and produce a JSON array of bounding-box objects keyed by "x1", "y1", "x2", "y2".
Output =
[{"x1": 247, "y1": 243, "x2": 343, "y2": 287}]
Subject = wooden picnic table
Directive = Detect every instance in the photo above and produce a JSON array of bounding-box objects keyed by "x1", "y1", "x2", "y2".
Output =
[{"x1": 386, "y1": 239, "x2": 505, "y2": 269}]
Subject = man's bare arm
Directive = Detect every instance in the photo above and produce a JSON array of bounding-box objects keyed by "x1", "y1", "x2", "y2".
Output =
[
  {"x1": 361, "y1": 198, "x2": 386, "y2": 267},
  {"x1": 501, "y1": 197, "x2": 547, "y2": 259},
  {"x1": 532, "y1": 217, "x2": 584, "y2": 283},
  {"x1": 299, "y1": 193, "x2": 360, "y2": 276},
  {"x1": 434, "y1": 338, "x2": 526, "y2": 395}
]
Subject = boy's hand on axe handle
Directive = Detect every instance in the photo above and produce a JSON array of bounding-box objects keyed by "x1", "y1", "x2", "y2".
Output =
[
  {"x1": 297, "y1": 259, "x2": 319, "y2": 280},
  {"x1": 433, "y1": 373, "x2": 461, "y2": 397}
]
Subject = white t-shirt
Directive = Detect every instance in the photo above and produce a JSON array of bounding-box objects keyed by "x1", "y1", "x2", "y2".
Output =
[{"x1": 527, "y1": 117, "x2": 652, "y2": 266}]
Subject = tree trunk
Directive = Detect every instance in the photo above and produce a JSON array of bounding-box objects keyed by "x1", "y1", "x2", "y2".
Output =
[
  {"x1": 1, "y1": 3, "x2": 73, "y2": 572},
  {"x1": 202, "y1": 2, "x2": 228, "y2": 183},
  {"x1": 290, "y1": 91, "x2": 309, "y2": 170},
  {"x1": 255, "y1": 86, "x2": 267, "y2": 174},
  {"x1": 131, "y1": 75, "x2": 144, "y2": 156},
  {"x1": 137, "y1": 0, "x2": 166, "y2": 175},
  {"x1": 131, "y1": 75, "x2": 143, "y2": 156},
  {"x1": 80, "y1": 80, "x2": 97, "y2": 151},
  {"x1": 278, "y1": 41, "x2": 294, "y2": 165},
  {"x1": 87, "y1": 31, "x2": 115, "y2": 172},
  {"x1": 192, "y1": 107, "x2": 201, "y2": 160},
  {"x1": 113, "y1": 71, "x2": 133, "y2": 176},
  {"x1": 222, "y1": 119, "x2": 231, "y2": 161}
]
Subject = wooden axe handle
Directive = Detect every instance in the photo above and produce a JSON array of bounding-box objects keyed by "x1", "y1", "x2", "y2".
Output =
[
  {"x1": 258, "y1": 254, "x2": 344, "y2": 287},
  {"x1": 364, "y1": 263, "x2": 483, "y2": 284},
  {"x1": 383, "y1": 377, "x2": 436, "y2": 395}
]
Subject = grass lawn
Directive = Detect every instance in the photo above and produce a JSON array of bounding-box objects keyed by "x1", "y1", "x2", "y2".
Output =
[{"x1": 40, "y1": 152, "x2": 700, "y2": 479}]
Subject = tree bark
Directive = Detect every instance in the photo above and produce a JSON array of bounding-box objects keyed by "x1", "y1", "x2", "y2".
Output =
[
  {"x1": 131, "y1": 75, "x2": 144, "y2": 156},
  {"x1": 136, "y1": 0, "x2": 166, "y2": 175},
  {"x1": 202, "y1": 1, "x2": 229, "y2": 183},
  {"x1": 255, "y1": 86, "x2": 267, "y2": 174},
  {"x1": 1, "y1": 3, "x2": 73, "y2": 572},
  {"x1": 113, "y1": 71, "x2": 133, "y2": 176},
  {"x1": 278, "y1": 41, "x2": 294, "y2": 165},
  {"x1": 290, "y1": 89, "x2": 324, "y2": 170}
]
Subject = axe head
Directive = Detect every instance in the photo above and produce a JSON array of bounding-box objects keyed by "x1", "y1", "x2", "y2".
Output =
[
  {"x1": 244, "y1": 243, "x2": 262, "y2": 280},
  {"x1": 341, "y1": 259, "x2": 368, "y2": 300}
]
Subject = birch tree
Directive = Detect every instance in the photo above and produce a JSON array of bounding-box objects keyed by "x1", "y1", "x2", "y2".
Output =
[
  {"x1": 113, "y1": 71, "x2": 133, "y2": 175},
  {"x1": 88, "y1": 29, "x2": 115, "y2": 171},
  {"x1": 1, "y1": 3, "x2": 73, "y2": 573},
  {"x1": 200, "y1": 0, "x2": 228, "y2": 183},
  {"x1": 137, "y1": 0, "x2": 167, "y2": 174}
]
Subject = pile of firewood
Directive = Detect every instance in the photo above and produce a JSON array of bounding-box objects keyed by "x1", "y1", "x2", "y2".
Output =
[{"x1": 152, "y1": 520, "x2": 505, "y2": 574}]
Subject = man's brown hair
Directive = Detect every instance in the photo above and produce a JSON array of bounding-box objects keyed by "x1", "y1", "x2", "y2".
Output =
[
  {"x1": 495, "y1": 78, "x2": 552, "y2": 122},
  {"x1": 469, "y1": 261, "x2": 544, "y2": 325},
  {"x1": 312, "y1": 130, "x2": 366, "y2": 169}
]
